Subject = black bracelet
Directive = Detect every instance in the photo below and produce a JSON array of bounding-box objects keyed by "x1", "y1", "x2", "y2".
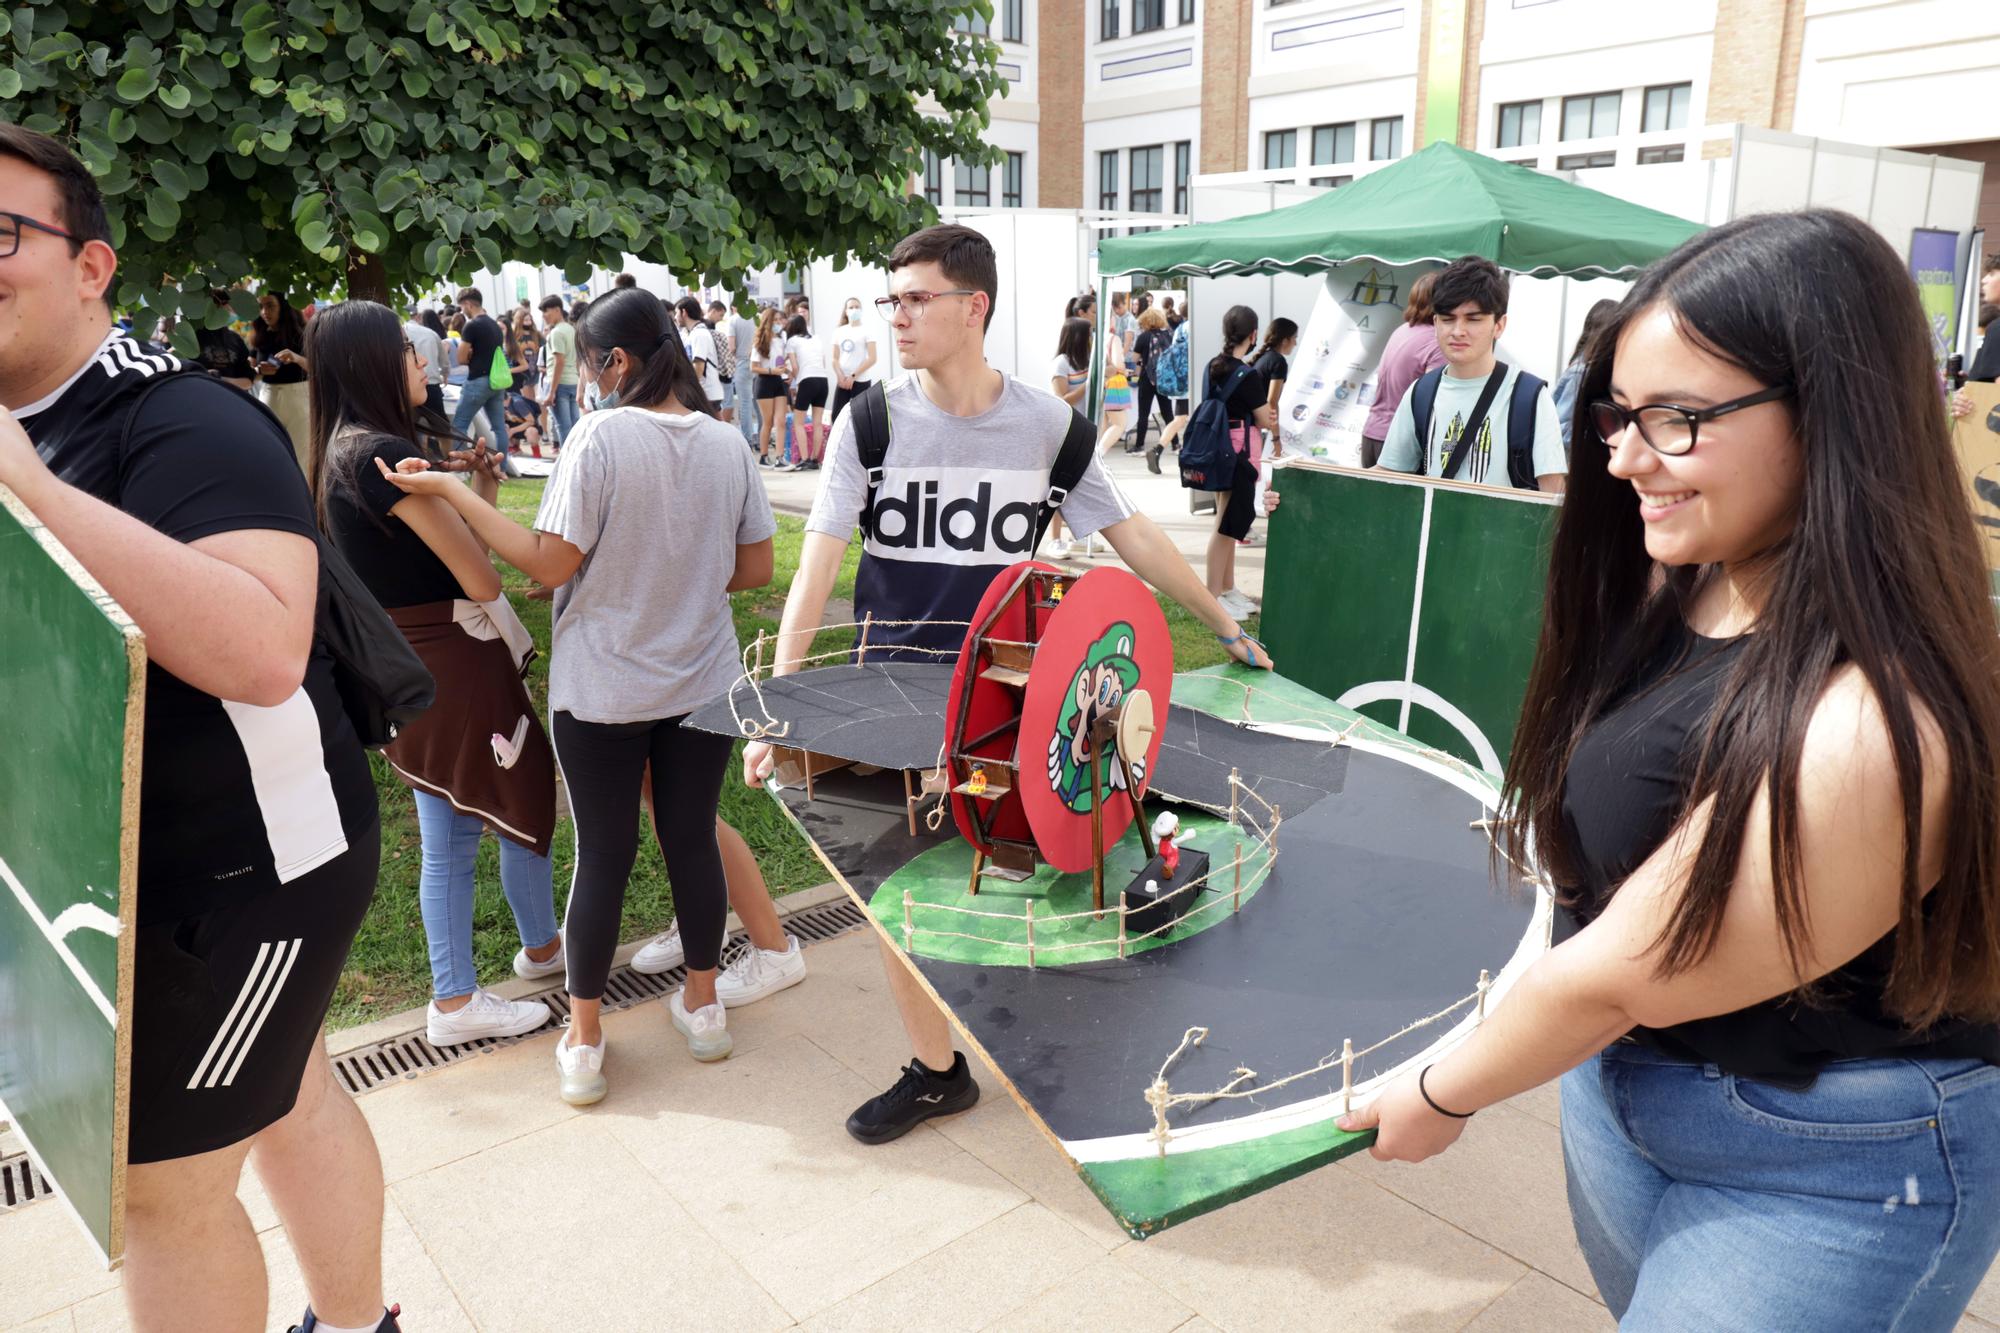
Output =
[{"x1": 1419, "y1": 1064, "x2": 1474, "y2": 1119}]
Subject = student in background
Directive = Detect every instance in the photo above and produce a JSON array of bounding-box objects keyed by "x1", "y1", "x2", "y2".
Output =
[
  {"x1": 1553, "y1": 299, "x2": 1621, "y2": 440},
  {"x1": 403, "y1": 307, "x2": 446, "y2": 417},
  {"x1": 1361, "y1": 272, "x2": 1445, "y2": 468},
  {"x1": 1132, "y1": 306, "x2": 1173, "y2": 472},
  {"x1": 251, "y1": 290, "x2": 312, "y2": 468},
  {"x1": 1252, "y1": 318, "x2": 1298, "y2": 462},
  {"x1": 1203, "y1": 304, "x2": 1271, "y2": 620},
  {"x1": 751, "y1": 306, "x2": 788, "y2": 467},
  {"x1": 1045, "y1": 316, "x2": 1093, "y2": 559},
  {"x1": 537, "y1": 296, "x2": 579, "y2": 447},
  {"x1": 829, "y1": 297, "x2": 879, "y2": 423},
  {"x1": 785, "y1": 312, "x2": 831, "y2": 470}
]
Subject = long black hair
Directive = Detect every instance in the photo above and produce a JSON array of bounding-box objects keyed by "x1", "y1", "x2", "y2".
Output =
[
  {"x1": 1256, "y1": 317, "x2": 1298, "y2": 360},
  {"x1": 575, "y1": 286, "x2": 711, "y2": 416},
  {"x1": 1568, "y1": 298, "x2": 1620, "y2": 366},
  {"x1": 302, "y1": 300, "x2": 460, "y2": 533},
  {"x1": 253, "y1": 292, "x2": 305, "y2": 354},
  {"x1": 1054, "y1": 316, "x2": 1092, "y2": 372},
  {"x1": 1207, "y1": 304, "x2": 1259, "y2": 385},
  {"x1": 1504, "y1": 209, "x2": 2000, "y2": 1028}
]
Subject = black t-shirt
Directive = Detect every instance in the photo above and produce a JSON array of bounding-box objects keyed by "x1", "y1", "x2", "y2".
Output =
[
  {"x1": 1968, "y1": 333, "x2": 2000, "y2": 384},
  {"x1": 323, "y1": 433, "x2": 469, "y2": 609},
  {"x1": 1205, "y1": 357, "x2": 1268, "y2": 423},
  {"x1": 24, "y1": 336, "x2": 377, "y2": 925},
  {"x1": 250, "y1": 317, "x2": 306, "y2": 384},
  {"x1": 1253, "y1": 348, "x2": 1289, "y2": 387},
  {"x1": 462, "y1": 314, "x2": 503, "y2": 379},
  {"x1": 1134, "y1": 327, "x2": 1170, "y2": 383},
  {"x1": 195, "y1": 326, "x2": 253, "y2": 380}
]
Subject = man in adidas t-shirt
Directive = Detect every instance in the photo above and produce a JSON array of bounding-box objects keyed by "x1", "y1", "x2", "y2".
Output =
[
  {"x1": 744, "y1": 223, "x2": 1274, "y2": 1145},
  {"x1": 1378, "y1": 255, "x2": 1567, "y2": 493},
  {"x1": 0, "y1": 125, "x2": 397, "y2": 1333}
]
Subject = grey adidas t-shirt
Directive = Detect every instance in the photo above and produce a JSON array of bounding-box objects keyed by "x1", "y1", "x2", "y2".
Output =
[{"x1": 535, "y1": 404, "x2": 776, "y2": 723}]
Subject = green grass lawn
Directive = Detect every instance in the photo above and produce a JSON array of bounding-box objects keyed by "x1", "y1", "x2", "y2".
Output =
[{"x1": 331, "y1": 480, "x2": 1240, "y2": 1027}]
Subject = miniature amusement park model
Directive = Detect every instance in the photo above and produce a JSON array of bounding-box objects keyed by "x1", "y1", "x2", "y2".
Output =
[{"x1": 687, "y1": 560, "x2": 1553, "y2": 1238}]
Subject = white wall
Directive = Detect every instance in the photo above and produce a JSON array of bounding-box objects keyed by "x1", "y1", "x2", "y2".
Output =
[{"x1": 1792, "y1": 0, "x2": 2000, "y2": 149}]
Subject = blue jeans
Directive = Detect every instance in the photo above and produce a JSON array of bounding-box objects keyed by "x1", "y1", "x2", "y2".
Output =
[
  {"x1": 723, "y1": 377, "x2": 758, "y2": 447},
  {"x1": 549, "y1": 383, "x2": 578, "y2": 445},
  {"x1": 411, "y1": 789, "x2": 559, "y2": 1001},
  {"x1": 1562, "y1": 1043, "x2": 2000, "y2": 1330},
  {"x1": 452, "y1": 375, "x2": 507, "y2": 443}
]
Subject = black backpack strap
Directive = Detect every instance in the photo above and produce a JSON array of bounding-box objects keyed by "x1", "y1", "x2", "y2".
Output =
[
  {"x1": 849, "y1": 381, "x2": 893, "y2": 540},
  {"x1": 1031, "y1": 408, "x2": 1098, "y2": 550},
  {"x1": 1410, "y1": 367, "x2": 1443, "y2": 472},
  {"x1": 1437, "y1": 363, "x2": 1509, "y2": 483},
  {"x1": 1506, "y1": 370, "x2": 1545, "y2": 490}
]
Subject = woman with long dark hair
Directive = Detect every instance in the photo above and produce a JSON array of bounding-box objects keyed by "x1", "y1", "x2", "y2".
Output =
[
  {"x1": 1340, "y1": 210, "x2": 2000, "y2": 1327},
  {"x1": 1045, "y1": 316, "x2": 1093, "y2": 557},
  {"x1": 784, "y1": 312, "x2": 830, "y2": 470},
  {"x1": 376, "y1": 287, "x2": 780, "y2": 1104},
  {"x1": 251, "y1": 290, "x2": 311, "y2": 468},
  {"x1": 1551, "y1": 297, "x2": 1621, "y2": 439},
  {"x1": 1252, "y1": 317, "x2": 1298, "y2": 463},
  {"x1": 305, "y1": 301, "x2": 563, "y2": 1049},
  {"x1": 1202, "y1": 304, "x2": 1270, "y2": 618}
]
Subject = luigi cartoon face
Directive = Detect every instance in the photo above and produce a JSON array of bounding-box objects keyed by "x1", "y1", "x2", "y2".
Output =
[{"x1": 1044, "y1": 622, "x2": 1147, "y2": 813}]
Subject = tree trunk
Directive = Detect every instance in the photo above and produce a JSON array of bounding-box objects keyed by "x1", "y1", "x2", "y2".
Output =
[{"x1": 347, "y1": 249, "x2": 390, "y2": 305}]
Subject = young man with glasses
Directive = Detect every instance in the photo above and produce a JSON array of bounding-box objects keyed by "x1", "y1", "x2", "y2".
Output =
[
  {"x1": 1378, "y1": 255, "x2": 1567, "y2": 493},
  {"x1": 0, "y1": 124, "x2": 394, "y2": 1332},
  {"x1": 742, "y1": 223, "x2": 1275, "y2": 1144}
]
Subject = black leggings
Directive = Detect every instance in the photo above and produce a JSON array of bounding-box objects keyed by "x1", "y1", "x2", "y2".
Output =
[
  {"x1": 830, "y1": 378, "x2": 871, "y2": 422},
  {"x1": 550, "y1": 711, "x2": 734, "y2": 999},
  {"x1": 1135, "y1": 378, "x2": 1173, "y2": 453}
]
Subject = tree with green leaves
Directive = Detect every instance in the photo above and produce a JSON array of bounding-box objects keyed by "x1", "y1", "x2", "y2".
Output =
[{"x1": 1, "y1": 0, "x2": 1003, "y2": 353}]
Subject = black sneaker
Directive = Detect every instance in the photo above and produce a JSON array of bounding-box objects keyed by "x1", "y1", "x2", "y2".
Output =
[
  {"x1": 291, "y1": 1304, "x2": 402, "y2": 1332},
  {"x1": 846, "y1": 1054, "x2": 979, "y2": 1144},
  {"x1": 1146, "y1": 447, "x2": 1162, "y2": 475}
]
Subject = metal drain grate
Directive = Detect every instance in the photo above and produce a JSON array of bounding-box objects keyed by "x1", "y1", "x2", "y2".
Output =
[
  {"x1": 0, "y1": 1153, "x2": 51, "y2": 1212},
  {"x1": 332, "y1": 895, "x2": 868, "y2": 1098}
]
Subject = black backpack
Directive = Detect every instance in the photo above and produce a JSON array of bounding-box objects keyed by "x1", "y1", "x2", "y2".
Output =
[
  {"x1": 1179, "y1": 361, "x2": 1253, "y2": 492},
  {"x1": 1410, "y1": 363, "x2": 1546, "y2": 490},
  {"x1": 121, "y1": 370, "x2": 435, "y2": 749},
  {"x1": 847, "y1": 381, "x2": 1096, "y2": 552}
]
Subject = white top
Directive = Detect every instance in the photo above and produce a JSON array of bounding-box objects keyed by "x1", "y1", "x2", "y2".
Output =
[
  {"x1": 832, "y1": 325, "x2": 875, "y2": 378},
  {"x1": 789, "y1": 332, "x2": 829, "y2": 382},
  {"x1": 682, "y1": 323, "x2": 722, "y2": 403}
]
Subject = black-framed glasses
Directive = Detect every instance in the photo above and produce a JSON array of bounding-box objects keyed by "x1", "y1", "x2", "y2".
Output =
[
  {"x1": 1588, "y1": 384, "x2": 1791, "y2": 457},
  {"x1": 0, "y1": 210, "x2": 79, "y2": 257},
  {"x1": 873, "y1": 290, "x2": 977, "y2": 320},
  {"x1": 402, "y1": 338, "x2": 420, "y2": 360}
]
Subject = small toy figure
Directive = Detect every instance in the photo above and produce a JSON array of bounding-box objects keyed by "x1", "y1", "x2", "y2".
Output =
[
  {"x1": 967, "y1": 764, "x2": 988, "y2": 796},
  {"x1": 1154, "y1": 810, "x2": 1181, "y2": 881},
  {"x1": 1050, "y1": 580, "x2": 1065, "y2": 603}
]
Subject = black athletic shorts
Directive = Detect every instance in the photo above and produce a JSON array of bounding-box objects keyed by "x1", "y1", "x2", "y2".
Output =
[
  {"x1": 793, "y1": 378, "x2": 829, "y2": 411},
  {"x1": 754, "y1": 373, "x2": 787, "y2": 400},
  {"x1": 128, "y1": 817, "x2": 381, "y2": 1163},
  {"x1": 1218, "y1": 453, "x2": 1260, "y2": 541}
]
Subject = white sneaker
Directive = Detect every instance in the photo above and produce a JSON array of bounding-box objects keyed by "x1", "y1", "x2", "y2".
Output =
[
  {"x1": 668, "y1": 989, "x2": 734, "y2": 1062},
  {"x1": 716, "y1": 935, "x2": 807, "y2": 1008},
  {"x1": 426, "y1": 988, "x2": 553, "y2": 1046},
  {"x1": 630, "y1": 925, "x2": 684, "y2": 975},
  {"x1": 554, "y1": 1026, "x2": 606, "y2": 1106},
  {"x1": 1217, "y1": 588, "x2": 1259, "y2": 619},
  {"x1": 513, "y1": 933, "x2": 565, "y2": 981},
  {"x1": 1047, "y1": 536, "x2": 1074, "y2": 559}
]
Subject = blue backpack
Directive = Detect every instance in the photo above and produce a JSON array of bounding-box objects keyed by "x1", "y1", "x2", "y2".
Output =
[
  {"x1": 1409, "y1": 363, "x2": 1547, "y2": 489},
  {"x1": 1153, "y1": 321, "x2": 1190, "y2": 397},
  {"x1": 1179, "y1": 360, "x2": 1253, "y2": 492}
]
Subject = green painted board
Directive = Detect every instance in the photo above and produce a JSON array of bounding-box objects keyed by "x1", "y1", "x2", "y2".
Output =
[
  {"x1": 0, "y1": 486, "x2": 143, "y2": 1267},
  {"x1": 1262, "y1": 463, "x2": 1559, "y2": 772}
]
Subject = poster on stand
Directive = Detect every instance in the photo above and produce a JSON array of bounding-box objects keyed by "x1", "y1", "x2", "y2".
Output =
[
  {"x1": 1276, "y1": 259, "x2": 1440, "y2": 465},
  {"x1": 1912, "y1": 228, "x2": 1961, "y2": 371}
]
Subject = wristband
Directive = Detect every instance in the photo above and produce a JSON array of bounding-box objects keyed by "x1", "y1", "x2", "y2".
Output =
[
  {"x1": 1214, "y1": 629, "x2": 1264, "y2": 667},
  {"x1": 1419, "y1": 1064, "x2": 1474, "y2": 1119}
]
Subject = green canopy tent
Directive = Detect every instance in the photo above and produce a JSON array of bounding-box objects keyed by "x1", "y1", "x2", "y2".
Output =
[{"x1": 1097, "y1": 141, "x2": 1701, "y2": 280}]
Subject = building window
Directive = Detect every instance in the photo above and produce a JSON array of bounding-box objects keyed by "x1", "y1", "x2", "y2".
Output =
[
  {"x1": 955, "y1": 161, "x2": 990, "y2": 207},
  {"x1": 1179, "y1": 0, "x2": 1193, "y2": 20},
  {"x1": 1642, "y1": 82, "x2": 1691, "y2": 133},
  {"x1": 1309, "y1": 175, "x2": 1354, "y2": 188},
  {"x1": 1099, "y1": 150, "x2": 1120, "y2": 210},
  {"x1": 1173, "y1": 139, "x2": 1191, "y2": 214},
  {"x1": 923, "y1": 150, "x2": 943, "y2": 206},
  {"x1": 1311, "y1": 122, "x2": 1356, "y2": 167},
  {"x1": 1637, "y1": 144, "x2": 1684, "y2": 166},
  {"x1": 1133, "y1": 0, "x2": 1164, "y2": 32},
  {"x1": 1496, "y1": 100, "x2": 1541, "y2": 150},
  {"x1": 1002, "y1": 0, "x2": 1024, "y2": 42},
  {"x1": 1370, "y1": 116, "x2": 1403, "y2": 161},
  {"x1": 1131, "y1": 145, "x2": 1164, "y2": 213},
  {"x1": 953, "y1": 10, "x2": 988, "y2": 35},
  {"x1": 1002, "y1": 151, "x2": 1024, "y2": 206},
  {"x1": 1100, "y1": 0, "x2": 1119, "y2": 40},
  {"x1": 1561, "y1": 92, "x2": 1620, "y2": 141},
  {"x1": 1556, "y1": 150, "x2": 1616, "y2": 170},
  {"x1": 1263, "y1": 129, "x2": 1297, "y2": 171}
]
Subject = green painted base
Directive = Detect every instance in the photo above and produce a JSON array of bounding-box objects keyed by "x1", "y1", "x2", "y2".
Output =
[
  {"x1": 869, "y1": 813, "x2": 1269, "y2": 969},
  {"x1": 1079, "y1": 1119, "x2": 1379, "y2": 1240}
]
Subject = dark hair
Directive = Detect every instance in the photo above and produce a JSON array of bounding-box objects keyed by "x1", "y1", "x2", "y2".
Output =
[
  {"x1": 1504, "y1": 208, "x2": 2000, "y2": 1029},
  {"x1": 575, "y1": 286, "x2": 711, "y2": 416},
  {"x1": 569, "y1": 298, "x2": 590, "y2": 323},
  {"x1": 614, "y1": 273, "x2": 638, "y2": 289},
  {"x1": 1430, "y1": 256, "x2": 1508, "y2": 319},
  {"x1": 303, "y1": 300, "x2": 459, "y2": 533},
  {"x1": 887, "y1": 223, "x2": 999, "y2": 331},
  {"x1": 538, "y1": 295, "x2": 565, "y2": 315},
  {"x1": 1257, "y1": 318, "x2": 1298, "y2": 359},
  {"x1": 784, "y1": 314, "x2": 809, "y2": 339},
  {"x1": 455, "y1": 286, "x2": 483, "y2": 307},
  {"x1": 1063, "y1": 296, "x2": 1078, "y2": 319},
  {"x1": 1207, "y1": 304, "x2": 1260, "y2": 383},
  {"x1": 707, "y1": 300, "x2": 727, "y2": 316},
  {"x1": 1979, "y1": 302, "x2": 1999, "y2": 331},
  {"x1": 1568, "y1": 298, "x2": 1621, "y2": 366},
  {"x1": 1076, "y1": 290, "x2": 1096, "y2": 314},
  {"x1": 1055, "y1": 316, "x2": 1092, "y2": 370},
  {"x1": 1137, "y1": 292, "x2": 1153, "y2": 315},
  {"x1": 674, "y1": 295, "x2": 704, "y2": 323},
  {"x1": 253, "y1": 293, "x2": 305, "y2": 355},
  {"x1": 0, "y1": 123, "x2": 107, "y2": 248},
  {"x1": 1111, "y1": 290, "x2": 1128, "y2": 310},
  {"x1": 1403, "y1": 272, "x2": 1440, "y2": 326},
  {"x1": 419, "y1": 309, "x2": 445, "y2": 338}
]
